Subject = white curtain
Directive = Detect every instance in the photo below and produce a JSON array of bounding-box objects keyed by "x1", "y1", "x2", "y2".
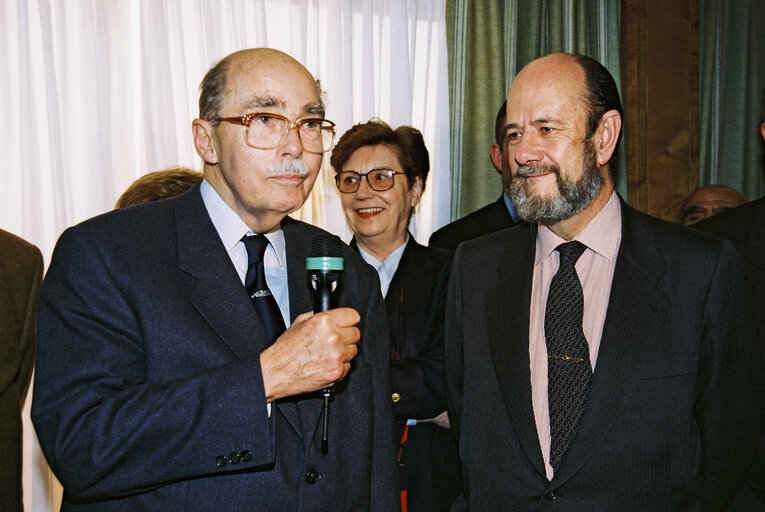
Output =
[{"x1": 1, "y1": 1, "x2": 450, "y2": 509}]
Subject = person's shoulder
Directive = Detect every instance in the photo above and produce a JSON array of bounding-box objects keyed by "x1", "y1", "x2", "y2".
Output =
[
  {"x1": 408, "y1": 236, "x2": 453, "y2": 263},
  {"x1": 429, "y1": 199, "x2": 512, "y2": 249},
  {"x1": 404, "y1": 237, "x2": 453, "y2": 277},
  {"x1": 0, "y1": 228, "x2": 42, "y2": 258},
  {"x1": 55, "y1": 197, "x2": 180, "y2": 258},
  {"x1": 622, "y1": 202, "x2": 735, "y2": 267},
  {"x1": 695, "y1": 196, "x2": 764, "y2": 242}
]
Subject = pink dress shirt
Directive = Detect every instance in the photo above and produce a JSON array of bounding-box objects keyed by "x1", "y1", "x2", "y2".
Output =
[{"x1": 529, "y1": 191, "x2": 622, "y2": 480}]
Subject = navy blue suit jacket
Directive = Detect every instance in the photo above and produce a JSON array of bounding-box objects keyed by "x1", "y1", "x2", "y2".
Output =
[
  {"x1": 32, "y1": 184, "x2": 399, "y2": 511},
  {"x1": 445, "y1": 200, "x2": 764, "y2": 511},
  {"x1": 429, "y1": 196, "x2": 516, "y2": 251}
]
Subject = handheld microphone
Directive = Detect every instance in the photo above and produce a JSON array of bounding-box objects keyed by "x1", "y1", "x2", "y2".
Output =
[
  {"x1": 306, "y1": 235, "x2": 344, "y2": 312},
  {"x1": 306, "y1": 234, "x2": 344, "y2": 454}
]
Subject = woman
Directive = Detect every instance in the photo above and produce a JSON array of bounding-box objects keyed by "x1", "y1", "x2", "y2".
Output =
[{"x1": 331, "y1": 120, "x2": 460, "y2": 512}]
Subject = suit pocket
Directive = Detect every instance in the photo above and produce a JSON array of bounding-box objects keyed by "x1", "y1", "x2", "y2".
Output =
[{"x1": 639, "y1": 357, "x2": 697, "y2": 381}]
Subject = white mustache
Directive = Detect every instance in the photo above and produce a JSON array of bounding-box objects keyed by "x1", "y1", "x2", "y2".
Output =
[{"x1": 268, "y1": 157, "x2": 309, "y2": 177}]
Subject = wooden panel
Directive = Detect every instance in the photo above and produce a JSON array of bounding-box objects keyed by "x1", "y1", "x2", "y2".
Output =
[{"x1": 621, "y1": 0, "x2": 699, "y2": 220}]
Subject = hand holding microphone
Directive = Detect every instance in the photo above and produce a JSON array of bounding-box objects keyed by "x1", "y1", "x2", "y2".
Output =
[
  {"x1": 306, "y1": 234, "x2": 345, "y2": 453},
  {"x1": 259, "y1": 235, "x2": 358, "y2": 415}
]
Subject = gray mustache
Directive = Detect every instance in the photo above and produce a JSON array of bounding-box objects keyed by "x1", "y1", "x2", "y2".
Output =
[
  {"x1": 515, "y1": 165, "x2": 558, "y2": 178},
  {"x1": 268, "y1": 157, "x2": 309, "y2": 177}
]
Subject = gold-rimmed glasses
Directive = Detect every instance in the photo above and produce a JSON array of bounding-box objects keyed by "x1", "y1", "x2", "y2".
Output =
[{"x1": 216, "y1": 112, "x2": 336, "y2": 154}]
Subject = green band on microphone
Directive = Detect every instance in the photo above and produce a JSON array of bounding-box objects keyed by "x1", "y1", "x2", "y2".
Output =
[{"x1": 306, "y1": 257, "x2": 344, "y2": 271}]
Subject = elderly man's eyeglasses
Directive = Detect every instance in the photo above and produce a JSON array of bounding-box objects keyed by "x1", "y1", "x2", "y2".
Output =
[
  {"x1": 335, "y1": 168, "x2": 408, "y2": 194},
  {"x1": 216, "y1": 112, "x2": 337, "y2": 154}
]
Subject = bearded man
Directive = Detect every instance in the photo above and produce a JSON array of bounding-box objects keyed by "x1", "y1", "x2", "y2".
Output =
[{"x1": 444, "y1": 53, "x2": 763, "y2": 511}]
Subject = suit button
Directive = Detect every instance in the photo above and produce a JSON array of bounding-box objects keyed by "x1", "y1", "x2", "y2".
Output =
[
  {"x1": 216, "y1": 455, "x2": 227, "y2": 468},
  {"x1": 391, "y1": 393, "x2": 401, "y2": 403},
  {"x1": 545, "y1": 491, "x2": 557, "y2": 501},
  {"x1": 240, "y1": 450, "x2": 252, "y2": 462},
  {"x1": 305, "y1": 469, "x2": 321, "y2": 484},
  {"x1": 228, "y1": 452, "x2": 240, "y2": 464}
]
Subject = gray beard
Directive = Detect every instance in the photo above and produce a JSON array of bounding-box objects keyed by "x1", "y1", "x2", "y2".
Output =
[{"x1": 508, "y1": 143, "x2": 604, "y2": 225}]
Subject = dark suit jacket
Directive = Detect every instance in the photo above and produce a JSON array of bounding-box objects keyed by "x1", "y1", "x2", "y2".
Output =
[
  {"x1": 429, "y1": 196, "x2": 516, "y2": 251},
  {"x1": 354, "y1": 236, "x2": 461, "y2": 511},
  {"x1": 696, "y1": 197, "x2": 765, "y2": 510},
  {"x1": 0, "y1": 229, "x2": 42, "y2": 512},
  {"x1": 445, "y1": 200, "x2": 764, "y2": 511},
  {"x1": 32, "y1": 185, "x2": 399, "y2": 511}
]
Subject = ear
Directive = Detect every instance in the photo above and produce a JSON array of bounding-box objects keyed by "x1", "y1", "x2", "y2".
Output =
[
  {"x1": 592, "y1": 110, "x2": 622, "y2": 167},
  {"x1": 192, "y1": 119, "x2": 219, "y2": 165},
  {"x1": 409, "y1": 176, "x2": 424, "y2": 208},
  {"x1": 489, "y1": 143, "x2": 503, "y2": 174},
  {"x1": 760, "y1": 122, "x2": 765, "y2": 143}
]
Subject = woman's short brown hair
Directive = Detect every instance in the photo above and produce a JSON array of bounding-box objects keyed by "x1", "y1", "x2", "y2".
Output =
[{"x1": 329, "y1": 120, "x2": 429, "y2": 192}]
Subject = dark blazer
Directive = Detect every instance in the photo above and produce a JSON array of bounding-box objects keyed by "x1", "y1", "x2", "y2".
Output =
[
  {"x1": 696, "y1": 197, "x2": 765, "y2": 510},
  {"x1": 445, "y1": 200, "x2": 764, "y2": 511},
  {"x1": 354, "y1": 236, "x2": 461, "y2": 511},
  {"x1": 32, "y1": 184, "x2": 399, "y2": 511},
  {"x1": 429, "y1": 196, "x2": 516, "y2": 251},
  {"x1": 0, "y1": 229, "x2": 42, "y2": 512}
]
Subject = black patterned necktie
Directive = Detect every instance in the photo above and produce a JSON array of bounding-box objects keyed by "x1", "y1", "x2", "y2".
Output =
[
  {"x1": 544, "y1": 240, "x2": 592, "y2": 471},
  {"x1": 242, "y1": 234, "x2": 286, "y2": 344}
]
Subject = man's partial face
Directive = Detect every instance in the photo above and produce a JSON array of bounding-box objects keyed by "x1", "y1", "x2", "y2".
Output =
[
  {"x1": 200, "y1": 49, "x2": 324, "y2": 232},
  {"x1": 681, "y1": 185, "x2": 748, "y2": 225},
  {"x1": 503, "y1": 55, "x2": 608, "y2": 225}
]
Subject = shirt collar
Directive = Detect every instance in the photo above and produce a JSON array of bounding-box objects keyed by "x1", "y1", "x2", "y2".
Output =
[
  {"x1": 536, "y1": 190, "x2": 622, "y2": 264},
  {"x1": 357, "y1": 233, "x2": 409, "y2": 276},
  {"x1": 503, "y1": 193, "x2": 518, "y2": 222},
  {"x1": 200, "y1": 179, "x2": 286, "y2": 267}
]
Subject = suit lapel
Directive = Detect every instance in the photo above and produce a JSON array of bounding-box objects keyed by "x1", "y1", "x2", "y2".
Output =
[
  {"x1": 551, "y1": 202, "x2": 670, "y2": 485},
  {"x1": 283, "y1": 221, "x2": 324, "y2": 445},
  {"x1": 746, "y1": 199, "x2": 765, "y2": 303},
  {"x1": 175, "y1": 185, "x2": 268, "y2": 359},
  {"x1": 385, "y1": 237, "x2": 429, "y2": 358},
  {"x1": 487, "y1": 225, "x2": 548, "y2": 477}
]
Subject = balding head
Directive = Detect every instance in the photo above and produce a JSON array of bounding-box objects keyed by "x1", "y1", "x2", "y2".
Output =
[
  {"x1": 681, "y1": 185, "x2": 749, "y2": 225},
  {"x1": 199, "y1": 48, "x2": 323, "y2": 125}
]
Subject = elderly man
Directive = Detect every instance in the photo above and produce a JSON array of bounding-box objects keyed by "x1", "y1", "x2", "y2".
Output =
[
  {"x1": 444, "y1": 53, "x2": 763, "y2": 510},
  {"x1": 32, "y1": 49, "x2": 398, "y2": 511}
]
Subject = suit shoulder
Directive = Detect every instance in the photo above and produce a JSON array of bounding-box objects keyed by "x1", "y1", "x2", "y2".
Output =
[
  {"x1": 694, "y1": 197, "x2": 763, "y2": 242},
  {"x1": 453, "y1": 223, "x2": 532, "y2": 268},
  {"x1": 56, "y1": 200, "x2": 177, "y2": 252},
  {"x1": 621, "y1": 204, "x2": 736, "y2": 274},
  {"x1": 0, "y1": 228, "x2": 42, "y2": 260},
  {"x1": 405, "y1": 239, "x2": 453, "y2": 277},
  {"x1": 429, "y1": 200, "x2": 512, "y2": 249}
]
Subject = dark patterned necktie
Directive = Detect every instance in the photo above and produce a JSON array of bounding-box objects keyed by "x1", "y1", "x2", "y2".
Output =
[
  {"x1": 242, "y1": 234, "x2": 286, "y2": 344},
  {"x1": 545, "y1": 240, "x2": 592, "y2": 471}
]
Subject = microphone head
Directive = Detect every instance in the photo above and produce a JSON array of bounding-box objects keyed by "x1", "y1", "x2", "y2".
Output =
[
  {"x1": 309, "y1": 234, "x2": 344, "y2": 259},
  {"x1": 306, "y1": 235, "x2": 344, "y2": 281}
]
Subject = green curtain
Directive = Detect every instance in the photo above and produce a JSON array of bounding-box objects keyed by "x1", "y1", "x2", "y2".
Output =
[
  {"x1": 699, "y1": 0, "x2": 765, "y2": 199},
  {"x1": 446, "y1": 0, "x2": 621, "y2": 220}
]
